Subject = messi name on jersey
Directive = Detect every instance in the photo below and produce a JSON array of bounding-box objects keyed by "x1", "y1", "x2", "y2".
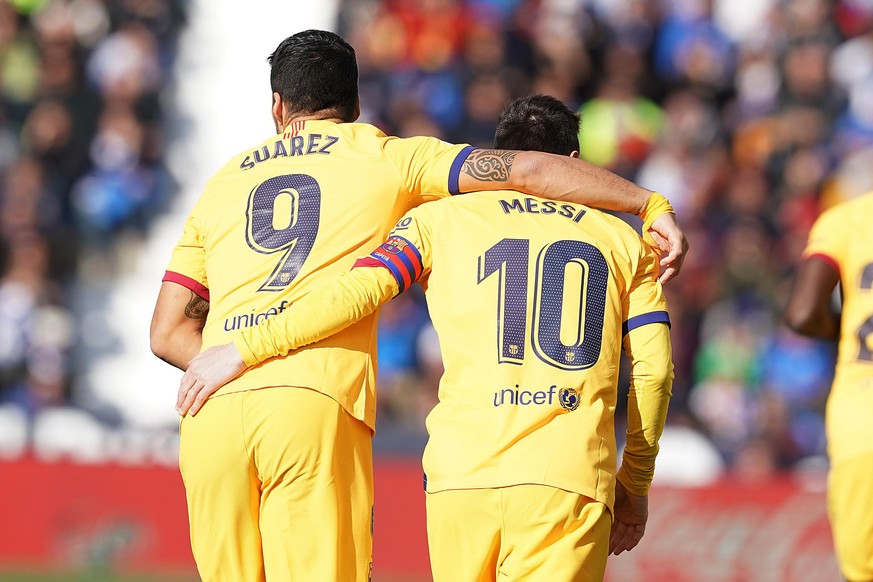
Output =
[
  {"x1": 498, "y1": 197, "x2": 587, "y2": 223},
  {"x1": 240, "y1": 134, "x2": 340, "y2": 170}
]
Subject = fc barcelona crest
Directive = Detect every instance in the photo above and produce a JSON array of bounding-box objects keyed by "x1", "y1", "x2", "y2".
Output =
[{"x1": 382, "y1": 237, "x2": 406, "y2": 254}]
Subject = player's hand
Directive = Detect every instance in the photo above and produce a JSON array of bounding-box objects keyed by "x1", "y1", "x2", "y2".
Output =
[
  {"x1": 648, "y1": 213, "x2": 689, "y2": 285},
  {"x1": 609, "y1": 480, "x2": 648, "y2": 556},
  {"x1": 177, "y1": 343, "x2": 247, "y2": 417}
]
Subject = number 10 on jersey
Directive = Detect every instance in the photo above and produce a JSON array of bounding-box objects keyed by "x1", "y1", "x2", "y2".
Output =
[{"x1": 478, "y1": 238, "x2": 609, "y2": 371}]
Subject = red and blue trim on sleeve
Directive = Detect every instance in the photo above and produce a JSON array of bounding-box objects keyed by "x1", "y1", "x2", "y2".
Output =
[
  {"x1": 448, "y1": 146, "x2": 475, "y2": 195},
  {"x1": 622, "y1": 311, "x2": 670, "y2": 336},
  {"x1": 162, "y1": 271, "x2": 210, "y2": 301},
  {"x1": 353, "y1": 236, "x2": 424, "y2": 293}
]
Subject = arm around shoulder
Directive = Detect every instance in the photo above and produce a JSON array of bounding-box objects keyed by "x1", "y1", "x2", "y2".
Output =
[
  {"x1": 457, "y1": 149, "x2": 652, "y2": 214},
  {"x1": 456, "y1": 150, "x2": 688, "y2": 282}
]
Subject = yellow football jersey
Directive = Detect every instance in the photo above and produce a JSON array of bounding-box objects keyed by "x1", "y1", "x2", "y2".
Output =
[
  {"x1": 164, "y1": 120, "x2": 473, "y2": 429},
  {"x1": 237, "y1": 191, "x2": 672, "y2": 506},
  {"x1": 803, "y1": 191, "x2": 873, "y2": 464}
]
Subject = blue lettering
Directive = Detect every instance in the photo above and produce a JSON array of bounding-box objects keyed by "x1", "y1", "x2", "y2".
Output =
[
  {"x1": 290, "y1": 136, "x2": 304, "y2": 156},
  {"x1": 541, "y1": 201, "x2": 557, "y2": 214},
  {"x1": 253, "y1": 145, "x2": 270, "y2": 163},
  {"x1": 499, "y1": 199, "x2": 525, "y2": 214},
  {"x1": 524, "y1": 198, "x2": 539, "y2": 213},
  {"x1": 240, "y1": 156, "x2": 255, "y2": 171},
  {"x1": 391, "y1": 217, "x2": 413, "y2": 234},
  {"x1": 573, "y1": 208, "x2": 586, "y2": 223},
  {"x1": 273, "y1": 140, "x2": 288, "y2": 158},
  {"x1": 493, "y1": 384, "x2": 563, "y2": 407},
  {"x1": 306, "y1": 133, "x2": 321, "y2": 154},
  {"x1": 501, "y1": 388, "x2": 515, "y2": 405},
  {"x1": 318, "y1": 135, "x2": 339, "y2": 154},
  {"x1": 225, "y1": 303, "x2": 290, "y2": 332},
  {"x1": 559, "y1": 204, "x2": 575, "y2": 218}
]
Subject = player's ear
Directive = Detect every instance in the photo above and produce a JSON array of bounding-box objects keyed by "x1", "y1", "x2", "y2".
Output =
[
  {"x1": 570, "y1": 150, "x2": 579, "y2": 159},
  {"x1": 272, "y1": 92, "x2": 284, "y2": 132}
]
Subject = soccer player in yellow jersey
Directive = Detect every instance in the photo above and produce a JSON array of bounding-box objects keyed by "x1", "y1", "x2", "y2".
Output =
[
  {"x1": 180, "y1": 95, "x2": 674, "y2": 581},
  {"x1": 785, "y1": 191, "x2": 873, "y2": 582},
  {"x1": 151, "y1": 28, "x2": 686, "y2": 582}
]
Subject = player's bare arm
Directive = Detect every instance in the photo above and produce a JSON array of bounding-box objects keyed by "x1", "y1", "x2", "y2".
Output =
[
  {"x1": 184, "y1": 294, "x2": 209, "y2": 319},
  {"x1": 457, "y1": 149, "x2": 689, "y2": 283},
  {"x1": 150, "y1": 281, "x2": 209, "y2": 371},
  {"x1": 460, "y1": 149, "x2": 518, "y2": 182},
  {"x1": 785, "y1": 256, "x2": 841, "y2": 340}
]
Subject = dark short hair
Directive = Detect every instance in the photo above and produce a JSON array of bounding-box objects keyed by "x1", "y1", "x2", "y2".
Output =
[
  {"x1": 268, "y1": 30, "x2": 359, "y2": 122},
  {"x1": 493, "y1": 94, "x2": 580, "y2": 155}
]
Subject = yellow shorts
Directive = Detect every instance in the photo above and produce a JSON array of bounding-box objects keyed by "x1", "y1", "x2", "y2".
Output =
[
  {"x1": 829, "y1": 452, "x2": 873, "y2": 582},
  {"x1": 426, "y1": 485, "x2": 611, "y2": 582},
  {"x1": 179, "y1": 387, "x2": 374, "y2": 582}
]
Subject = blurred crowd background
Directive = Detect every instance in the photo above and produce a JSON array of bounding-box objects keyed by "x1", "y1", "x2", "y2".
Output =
[
  {"x1": 1, "y1": 0, "x2": 871, "y2": 480},
  {"x1": 0, "y1": 0, "x2": 186, "y2": 449}
]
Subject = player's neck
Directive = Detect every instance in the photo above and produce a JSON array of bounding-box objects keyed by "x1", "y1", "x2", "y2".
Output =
[{"x1": 279, "y1": 109, "x2": 348, "y2": 132}]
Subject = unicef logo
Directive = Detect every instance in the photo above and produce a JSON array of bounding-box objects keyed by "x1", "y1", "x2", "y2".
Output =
[{"x1": 559, "y1": 388, "x2": 581, "y2": 411}]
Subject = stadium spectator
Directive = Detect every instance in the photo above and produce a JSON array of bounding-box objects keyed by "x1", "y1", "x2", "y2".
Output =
[
  {"x1": 0, "y1": 0, "x2": 186, "y2": 421},
  {"x1": 2, "y1": 0, "x2": 867, "y2": 492}
]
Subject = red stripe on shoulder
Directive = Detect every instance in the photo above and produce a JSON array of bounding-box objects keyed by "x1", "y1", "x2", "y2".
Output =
[{"x1": 162, "y1": 271, "x2": 210, "y2": 301}]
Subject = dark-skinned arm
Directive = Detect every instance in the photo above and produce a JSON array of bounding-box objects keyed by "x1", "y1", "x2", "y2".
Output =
[{"x1": 784, "y1": 256, "x2": 840, "y2": 340}]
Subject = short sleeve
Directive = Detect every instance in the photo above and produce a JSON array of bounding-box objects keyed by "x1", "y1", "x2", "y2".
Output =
[
  {"x1": 163, "y1": 212, "x2": 209, "y2": 300},
  {"x1": 381, "y1": 136, "x2": 474, "y2": 202},
  {"x1": 623, "y1": 244, "x2": 670, "y2": 336}
]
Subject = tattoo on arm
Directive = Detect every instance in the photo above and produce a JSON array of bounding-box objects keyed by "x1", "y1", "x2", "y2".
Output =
[
  {"x1": 461, "y1": 150, "x2": 517, "y2": 182},
  {"x1": 184, "y1": 293, "x2": 210, "y2": 320}
]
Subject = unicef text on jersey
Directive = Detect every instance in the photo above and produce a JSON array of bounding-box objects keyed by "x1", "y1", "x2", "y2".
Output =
[{"x1": 492, "y1": 385, "x2": 581, "y2": 411}]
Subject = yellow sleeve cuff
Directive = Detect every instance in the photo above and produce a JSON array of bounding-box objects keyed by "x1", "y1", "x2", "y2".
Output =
[
  {"x1": 640, "y1": 193, "x2": 674, "y2": 238},
  {"x1": 233, "y1": 335, "x2": 261, "y2": 368},
  {"x1": 616, "y1": 463, "x2": 652, "y2": 497}
]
